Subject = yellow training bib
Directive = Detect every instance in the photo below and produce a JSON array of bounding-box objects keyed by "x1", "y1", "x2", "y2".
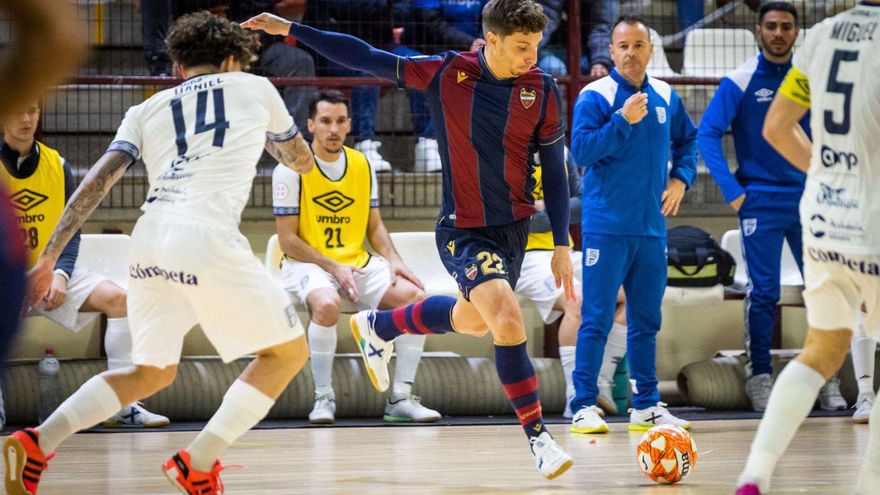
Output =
[
  {"x1": 0, "y1": 142, "x2": 66, "y2": 269},
  {"x1": 297, "y1": 146, "x2": 372, "y2": 267}
]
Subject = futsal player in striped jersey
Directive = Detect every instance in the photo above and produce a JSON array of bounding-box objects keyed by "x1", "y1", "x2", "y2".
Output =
[{"x1": 244, "y1": 0, "x2": 576, "y2": 479}]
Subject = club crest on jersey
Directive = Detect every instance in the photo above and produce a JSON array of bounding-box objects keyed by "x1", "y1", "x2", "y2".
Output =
[
  {"x1": 274, "y1": 182, "x2": 289, "y2": 201},
  {"x1": 742, "y1": 218, "x2": 757, "y2": 236},
  {"x1": 520, "y1": 88, "x2": 537, "y2": 109},
  {"x1": 465, "y1": 263, "x2": 478, "y2": 280},
  {"x1": 585, "y1": 248, "x2": 600, "y2": 267},
  {"x1": 655, "y1": 106, "x2": 667, "y2": 124}
]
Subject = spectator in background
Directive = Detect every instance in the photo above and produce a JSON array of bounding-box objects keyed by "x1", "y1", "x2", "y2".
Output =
[
  {"x1": 537, "y1": 0, "x2": 614, "y2": 77},
  {"x1": 675, "y1": 0, "x2": 704, "y2": 32},
  {"x1": 141, "y1": 1, "x2": 317, "y2": 134},
  {"x1": 569, "y1": 15, "x2": 697, "y2": 434},
  {"x1": 395, "y1": 0, "x2": 489, "y2": 172},
  {"x1": 306, "y1": 0, "x2": 442, "y2": 172},
  {"x1": 141, "y1": 0, "x2": 172, "y2": 76},
  {"x1": 0, "y1": 103, "x2": 170, "y2": 428}
]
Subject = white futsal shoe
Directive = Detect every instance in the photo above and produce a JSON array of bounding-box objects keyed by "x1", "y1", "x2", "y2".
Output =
[
  {"x1": 853, "y1": 392, "x2": 875, "y2": 424},
  {"x1": 383, "y1": 395, "x2": 441, "y2": 423},
  {"x1": 102, "y1": 403, "x2": 170, "y2": 428},
  {"x1": 570, "y1": 405, "x2": 609, "y2": 434},
  {"x1": 628, "y1": 402, "x2": 691, "y2": 431},
  {"x1": 350, "y1": 310, "x2": 394, "y2": 392},
  {"x1": 529, "y1": 432, "x2": 574, "y2": 479},
  {"x1": 309, "y1": 393, "x2": 336, "y2": 425},
  {"x1": 817, "y1": 377, "x2": 848, "y2": 411}
]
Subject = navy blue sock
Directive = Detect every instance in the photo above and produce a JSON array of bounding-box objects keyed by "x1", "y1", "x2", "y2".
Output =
[{"x1": 495, "y1": 341, "x2": 547, "y2": 440}]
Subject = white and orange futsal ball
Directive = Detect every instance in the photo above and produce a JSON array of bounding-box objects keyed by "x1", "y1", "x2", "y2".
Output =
[{"x1": 635, "y1": 424, "x2": 698, "y2": 484}]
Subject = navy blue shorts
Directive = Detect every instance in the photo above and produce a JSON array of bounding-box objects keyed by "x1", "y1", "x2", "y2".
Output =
[{"x1": 435, "y1": 216, "x2": 530, "y2": 301}]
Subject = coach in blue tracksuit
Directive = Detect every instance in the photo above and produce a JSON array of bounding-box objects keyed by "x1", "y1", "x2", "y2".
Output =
[
  {"x1": 697, "y1": 2, "x2": 843, "y2": 413},
  {"x1": 568, "y1": 15, "x2": 697, "y2": 433}
]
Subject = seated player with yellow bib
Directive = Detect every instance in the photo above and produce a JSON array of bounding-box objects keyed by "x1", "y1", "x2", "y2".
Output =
[
  {"x1": 0, "y1": 102, "x2": 168, "y2": 428},
  {"x1": 272, "y1": 91, "x2": 440, "y2": 424}
]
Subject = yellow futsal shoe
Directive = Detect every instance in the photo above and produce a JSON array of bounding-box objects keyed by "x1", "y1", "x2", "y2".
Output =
[
  {"x1": 570, "y1": 405, "x2": 609, "y2": 434},
  {"x1": 350, "y1": 310, "x2": 394, "y2": 392}
]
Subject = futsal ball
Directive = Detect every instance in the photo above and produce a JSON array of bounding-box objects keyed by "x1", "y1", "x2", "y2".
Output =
[{"x1": 635, "y1": 424, "x2": 697, "y2": 484}]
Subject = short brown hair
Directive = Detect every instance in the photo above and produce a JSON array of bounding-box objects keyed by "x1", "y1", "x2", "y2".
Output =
[
  {"x1": 166, "y1": 11, "x2": 260, "y2": 70},
  {"x1": 482, "y1": 0, "x2": 548, "y2": 38}
]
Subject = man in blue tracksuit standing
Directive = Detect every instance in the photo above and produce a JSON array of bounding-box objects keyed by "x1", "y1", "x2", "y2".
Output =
[
  {"x1": 569, "y1": 15, "x2": 698, "y2": 434},
  {"x1": 697, "y1": 2, "x2": 850, "y2": 413}
]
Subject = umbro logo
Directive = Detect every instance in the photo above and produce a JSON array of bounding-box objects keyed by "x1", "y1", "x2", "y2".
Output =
[
  {"x1": 755, "y1": 88, "x2": 774, "y2": 102},
  {"x1": 9, "y1": 188, "x2": 49, "y2": 212},
  {"x1": 312, "y1": 190, "x2": 355, "y2": 213}
]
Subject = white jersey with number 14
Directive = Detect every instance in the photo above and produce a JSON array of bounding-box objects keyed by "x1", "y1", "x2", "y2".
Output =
[{"x1": 110, "y1": 71, "x2": 296, "y2": 226}]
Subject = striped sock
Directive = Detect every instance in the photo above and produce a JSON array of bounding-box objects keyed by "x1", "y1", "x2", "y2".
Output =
[
  {"x1": 495, "y1": 341, "x2": 547, "y2": 440},
  {"x1": 373, "y1": 296, "x2": 456, "y2": 341}
]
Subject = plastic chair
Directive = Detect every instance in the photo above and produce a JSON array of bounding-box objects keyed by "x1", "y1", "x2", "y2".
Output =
[
  {"x1": 389, "y1": 232, "x2": 459, "y2": 297},
  {"x1": 77, "y1": 234, "x2": 131, "y2": 288},
  {"x1": 648, "y1": 28, "x2": 680, "y2": 78},
  {"x1": 682, "y1": 29, "x2": 758, "y2": 78}
]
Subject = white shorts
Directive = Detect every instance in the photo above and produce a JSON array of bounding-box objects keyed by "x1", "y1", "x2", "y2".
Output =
[
  {"x1": 280, "y1": 255, "x2": 391, "y2": 311},
  {"x1": 127, "y1": 214, "x2": 304, "y2": 367},
  {"x1": 802, "y1": 245, "x2": 880, "y2": 337},
  {"x1": 30, "y1": 268, "x2": 107, "y2": 330},
  {"x1": 515, "y1": 250, "x2": 583, "y2": 324}
]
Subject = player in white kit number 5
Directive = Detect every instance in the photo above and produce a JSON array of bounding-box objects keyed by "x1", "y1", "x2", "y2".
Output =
[
  {"x1": 735, "y1": 2, "x2": 880, "y2": 494},
  {"x1": 3, "y1": 12, "x2": 313, "y2": 495}
]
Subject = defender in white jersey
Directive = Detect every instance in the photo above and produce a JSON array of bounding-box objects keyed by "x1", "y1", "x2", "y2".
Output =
[
  {"x1": 736, "y1": 3, "x2": 880, "y2": 494},
  {"x1": 4, "y1": 13, "x2": 314, "y2": 495}
]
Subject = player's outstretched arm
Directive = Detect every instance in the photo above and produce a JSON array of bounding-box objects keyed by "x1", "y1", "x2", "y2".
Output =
[
  {"x1": 267, "y1": 132, "x2": 314, "y2": 174},
  {"x1": 27, "y1": 151, "x2": 133, "y2": 305},
  {"x1": 764, "y1": 67, "x2": 811, "y2": 173},
  {"x1": 242, "y1": 13, "x2": 399, "y2": 82}
]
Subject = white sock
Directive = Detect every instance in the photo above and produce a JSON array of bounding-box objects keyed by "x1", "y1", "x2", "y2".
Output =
[
  {"x1": 856, "y1": 396, "x2": 880, "y2": 493},
  {"x1": 392, "y1": 334, "x2": 425, "y2": 397},
  {"x1": 307, "y1": 322, "x2": 337, "y2": 396},
  {"x1": 188, "y1": 380, "x2": 275, "y2": 472},
  {"x1": 852, "y1": 318, "x2": 877, "y2": 397},
  {"x1": 37, "y1": 375, "x2": 122, "y2": 453},
  {"x1": 559, "y1": 345, "x2": 576, "y2": 407},
  {"x1": 104, "y1": 317, "x2": 133, "y2": 371},
  {"x1": 737, "y1": 360, "x2": 826, "y2": 491},
  {"x1": 598, "y1": 322, "x2": 627, "y2": 387}
]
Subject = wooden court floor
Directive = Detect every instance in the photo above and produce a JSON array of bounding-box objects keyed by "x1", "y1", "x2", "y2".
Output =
[{"x1": 14, "y1": 417, "x2": 869, "y2": 494}]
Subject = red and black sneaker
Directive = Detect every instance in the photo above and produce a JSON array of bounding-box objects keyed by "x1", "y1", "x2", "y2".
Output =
[
  {"x1": 4, "y1": 428, "x2": 54, "y2": 495},
  {"x1": 162, "y1": 449, "x2": 226, "y2": 495}
]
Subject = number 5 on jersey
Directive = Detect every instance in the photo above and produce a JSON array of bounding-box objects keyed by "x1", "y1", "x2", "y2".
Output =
[{"x1": 170, "y1": 88, "x2": 230, "y2": 156}]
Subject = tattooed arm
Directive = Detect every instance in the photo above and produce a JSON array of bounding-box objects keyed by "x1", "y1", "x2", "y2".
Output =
[
  {"x1": 265, "y1": 132, "x2": 314, "y2": 174},
  {"x1": 27, "y1": 151, "x2": 133, "y2": 305}
]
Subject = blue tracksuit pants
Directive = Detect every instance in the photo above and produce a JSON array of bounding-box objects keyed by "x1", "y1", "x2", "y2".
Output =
[
  {"x1": 739, "y1": 190, "x2": 803, "y2": 376},
  {"x1": 572, "y1": 233, "x2": 666, "y2": 411}
]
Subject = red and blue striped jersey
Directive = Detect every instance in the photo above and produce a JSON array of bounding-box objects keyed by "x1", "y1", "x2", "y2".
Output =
[{"x1": 397, "y1": 50, "x2": 565, "y2": 228}]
